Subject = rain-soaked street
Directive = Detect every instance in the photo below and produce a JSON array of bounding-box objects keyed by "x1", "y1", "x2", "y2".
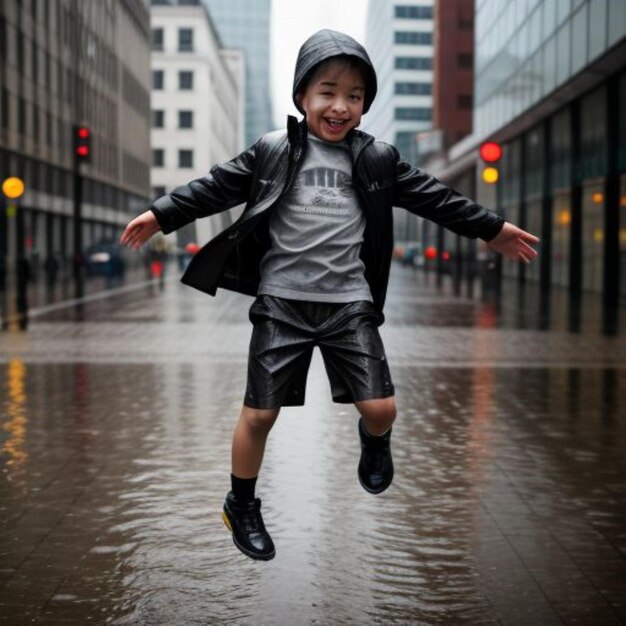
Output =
[{"x1": 1, "y1": 265, "x2": 626, "y2": 625}]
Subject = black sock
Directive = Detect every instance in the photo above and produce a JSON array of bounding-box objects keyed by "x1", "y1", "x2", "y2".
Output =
[{"x1": 231, "y1": 474, "x2": 257, "y2": 503}]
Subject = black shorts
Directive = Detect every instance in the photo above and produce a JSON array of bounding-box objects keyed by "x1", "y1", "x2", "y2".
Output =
[{"x1": 244, "y1": 295, "x2": 395, "y2": 409}]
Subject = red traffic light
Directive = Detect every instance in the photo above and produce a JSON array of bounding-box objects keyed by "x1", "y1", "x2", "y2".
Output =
[
  {"x1": 74, "y1": 125, "x2": 91, "y2": 162},
  {"x1": 480, "y1": 141, "x2": 502, "y2": 162}
]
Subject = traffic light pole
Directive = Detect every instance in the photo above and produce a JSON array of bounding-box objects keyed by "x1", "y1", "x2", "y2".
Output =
[
  {"x1": 0, "y1": 196, "x2": 7, "y2": 329},
  {"x1": 73, "y1": 158, "x2": 84, "y2": 299}
]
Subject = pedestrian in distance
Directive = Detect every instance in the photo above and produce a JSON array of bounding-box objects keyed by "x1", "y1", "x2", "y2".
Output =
[{"x1": 120, "y1": 29, "x2": 539, "y2": 562}]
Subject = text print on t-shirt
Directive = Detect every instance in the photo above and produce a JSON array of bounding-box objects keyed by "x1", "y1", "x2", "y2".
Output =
[{"x1": 288, "y1": 166, "x2": 353, "y2": 216}]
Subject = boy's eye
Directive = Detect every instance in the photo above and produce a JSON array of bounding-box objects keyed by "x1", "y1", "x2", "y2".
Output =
[{"x1": 350, "y1": 94, "x2": 363, "y2": 101}]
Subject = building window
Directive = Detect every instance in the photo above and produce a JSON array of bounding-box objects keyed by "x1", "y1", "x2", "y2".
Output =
[
  {"x1": 178, "y1": 28, "x2": 194, "y2": 52},
  {"x1": 33, "y1": 105, "x2": 39, "y2": 142},
  {"x1": 46, "y1": 111, "x2": 53, "y2": 145},
  {"x1": 18, "y1": 97, "x2": 27, "y2": 134},
  {"x1": 457, "y1": 53, "x2": 473, "y2": 69},
  {"x1": 395, "y1": 6, "x2": 433, "y2": 19},
  {"x1": 152, "y1": 70, "x2": 164, "y2": 90},
  {"x1": 395, "y1": 31, "x2": 432, "y2": 45},
  {"x1": 395, "y1": 56, "x2": 432, "y2": 70},
  {"x1": 1, "y1": 88, "x2": 9, "y2": 130},
  {"x1": 457, "y1": 94, "x2": 472, "y2": 109},
  {"x1": 32, "y1": 41, "x2": 38, "y2": 81},
  {"x1": 17, "y1": 30, "x2": 24, "y2": 68},
  {"x1": 152, "y1": 28, "x2": 164, "y2": 51},
  {"x1": 178, "y1": 71, "x2": 193, "y2": 90},
  {"x1": 395, "y1": 82, "x2": 432, "y2": 95},
  {"x1": 178, "y1": 110, "x2": 193, "y2": 128},
  {"x1": 395, "y1": 131, "x2": 418, "y2": 162},
  {"x1": 457, "y1": 15, "x2": 473, "y2": 30},
  {"x1": 152, "y1": 110, "x2": 165, "y2": 128},
  {"x1": 152, "y1": 186, "x2": 166, "y2": 200},
  {"x1": 0, "y1": 16, "x2": 6, "y2": 63},
  {"x1": 395, "y1": 107, "x2": 432, "y2": 121},
  {"x1": 153, "y1": 149, "x2": 164, "y2": 167},
  {"x1": 178, "y1": 149, "x2": 193, "y2": 168}
]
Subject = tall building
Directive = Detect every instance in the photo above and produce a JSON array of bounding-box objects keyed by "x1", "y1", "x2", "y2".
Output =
[
  {"x1": 150, "y1": 0, "x2": 244, "y2": 247},
  {"x1": 430, "y1": 0, "x2": 626, "y2": 303},
  {"x1": 364, "y1": 0, "x2": 435, "y2": 243},
  {"x1": 364, "y1": 0, "x2": 435, "y2": 163},
  {"x1": 201, "y1": 0, "x2": 273, "y2": 148},
  {"x1": 0, "y1": 0, "x2": 152, "y2": 281},
  {"x1": 433, "y1": 0, "x2": 474, "y2": 149}
]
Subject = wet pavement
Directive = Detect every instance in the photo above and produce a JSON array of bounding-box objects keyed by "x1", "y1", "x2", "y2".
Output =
[{"x1": 1, "y1": 265, "x2": 626, "y2": 625}]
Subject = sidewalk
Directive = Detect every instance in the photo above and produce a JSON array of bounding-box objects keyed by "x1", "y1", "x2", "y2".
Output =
[
  {"x1": 1, "y1": 264, "x2": 625, "y2": 624},
  {"x1": 0, "y1": 260, "x2": 161, "y2": 328}
]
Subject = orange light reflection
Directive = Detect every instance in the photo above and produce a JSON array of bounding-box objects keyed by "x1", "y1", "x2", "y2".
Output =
[{"x1": 2, "y1": 359, "x2": 28, "y2": 468}]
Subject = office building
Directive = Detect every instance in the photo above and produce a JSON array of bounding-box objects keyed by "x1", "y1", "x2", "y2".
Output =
[
  {"x1": 430, "y1": 0, "x2": 626, "y2": 303},
  {"x1": 364, "y1": 0, "x2": 435, "y2": 242},
  {"x1": 364, "y1": 0, "x2": 435, "y2": 162},
  {"x1": 433, "y1": 0, "x2": 474, "y2": 149},
  {"x1": 0, "y1": 0, "x2": 152, "y2": 280},
  {"x1": 202, "y1": 0, "x2": 273, "y2": 147},
  {"x1": 150, "y1": 0, "x2": 244, "y2": 247}
]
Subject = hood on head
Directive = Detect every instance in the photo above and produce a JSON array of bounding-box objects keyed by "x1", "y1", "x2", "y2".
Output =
[{"x1": 292, "y1": 29, "x2": 378, "y2": 115}]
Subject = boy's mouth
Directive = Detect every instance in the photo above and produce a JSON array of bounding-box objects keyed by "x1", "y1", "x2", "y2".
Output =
[{"x1": 323, "y1": 118, "x2": 349, "y2": 133}]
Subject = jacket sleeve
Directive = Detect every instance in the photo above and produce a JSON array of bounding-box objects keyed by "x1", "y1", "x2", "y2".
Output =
[
  {"x1": 392, "y1": 148, "x2": 504, "y2": 241},
  {"x1": 150, "y1": 141, "x2": 258, "y2": 234}
]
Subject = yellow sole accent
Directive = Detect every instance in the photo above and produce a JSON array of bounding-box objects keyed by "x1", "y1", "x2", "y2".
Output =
[{"x1": 222, "y1": 511, "x2": 232, "y2": 532}]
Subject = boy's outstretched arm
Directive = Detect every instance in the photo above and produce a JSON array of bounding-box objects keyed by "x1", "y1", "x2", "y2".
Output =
[
  {"x1": 487, "y1": 221, "x2": 539, "y2": 264},
  {"x1": 120, "y1": 210, "x2": 161, "y2": 250}
]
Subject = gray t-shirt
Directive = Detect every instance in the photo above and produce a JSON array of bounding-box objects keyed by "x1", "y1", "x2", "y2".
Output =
[{"x1": 258, "y1": 135, "x2": 372, "y2": 303}]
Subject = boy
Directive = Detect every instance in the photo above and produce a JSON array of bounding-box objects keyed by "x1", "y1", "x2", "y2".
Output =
[{"x1": 121, "y1": 30, "x2": 538, "y2": 561}]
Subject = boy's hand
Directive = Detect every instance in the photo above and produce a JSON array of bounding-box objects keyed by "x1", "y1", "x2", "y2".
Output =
[
  {"x1": 487, "y1": 221, "x2": 539, "y2": 264},
  {"x1": 120, "y1": 210, "x2": 161, "y2": 250}
]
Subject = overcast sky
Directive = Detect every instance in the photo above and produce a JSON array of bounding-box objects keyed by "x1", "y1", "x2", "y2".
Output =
[{"x1": 270, "y1": 0, "x2": 369, "y2": 127}]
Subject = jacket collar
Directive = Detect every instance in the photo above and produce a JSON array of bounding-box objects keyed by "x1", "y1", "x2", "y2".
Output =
[{"x1": 286, "y1": 115, "x2": 375, "y2": 161}]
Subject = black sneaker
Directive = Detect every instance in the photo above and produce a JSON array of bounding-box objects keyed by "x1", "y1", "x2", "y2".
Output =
[
  {"x1": 358, "y1": 418, "x2": 394, "y2": 494},
  {"x1": 222, "y1": 491, "x2": 276, "y2": 561}
]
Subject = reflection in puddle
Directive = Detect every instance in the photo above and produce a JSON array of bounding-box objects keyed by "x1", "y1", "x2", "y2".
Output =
[{"x1": 2, "y1": 359, "x2": 28, "y2": 470}]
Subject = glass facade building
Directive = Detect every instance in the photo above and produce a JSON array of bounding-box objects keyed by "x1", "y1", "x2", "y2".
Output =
[
  {"x1": 432, "y1": 0, "x2": 626, "y2": 307},
  {"x1": 474, "y1": 0, "x2": 626, "y2": 139},
  {"x1": 202, "y1": 0, "x2": 273, "y2": 147}
]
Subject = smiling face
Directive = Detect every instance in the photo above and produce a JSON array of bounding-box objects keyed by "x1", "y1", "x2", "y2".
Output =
[{"x1": 297, "y1": 59, "x2": 366, "y2": 143}]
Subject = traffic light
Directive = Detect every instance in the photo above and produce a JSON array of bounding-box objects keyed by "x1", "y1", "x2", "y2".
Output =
[
  {"x1": 479, "y1": 141, "x2": 502, "y2": 185},
  {"x1": 74, "y1": 125, "x2": 91, "y2": 163}
]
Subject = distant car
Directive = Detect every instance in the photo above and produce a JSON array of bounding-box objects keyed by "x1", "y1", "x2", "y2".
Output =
[
  {"x1": 402, "y1": 243, "x2": 424, "y2": 267},
  {"x1": 84, "y1": 241, "x2": 126, "y2": 278}
]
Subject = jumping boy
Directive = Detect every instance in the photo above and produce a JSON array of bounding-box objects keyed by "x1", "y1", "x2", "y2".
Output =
[{"x1": 120, "y1": 30, "x2": 539, "y2": 561}]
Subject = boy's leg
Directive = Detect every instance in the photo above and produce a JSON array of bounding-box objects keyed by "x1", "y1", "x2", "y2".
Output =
[
  {"x1": 225, "y1": 295, "x2": 316, "y2": 560},
  {"x1": 223, "y1": 404, "x2": 280, "y2": 561},
  {"x1": 356, "y1": 397, "x2": 396, "y2": 435},
  {"x1": 231, "y1": 405, "x2": 280, "y2": 478},
  {"x1": 355, "y1": 397, "x2": 397, "y2": 495}
]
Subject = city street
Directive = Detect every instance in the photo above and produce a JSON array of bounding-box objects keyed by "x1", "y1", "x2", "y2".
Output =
[{"x1": 1, "y1": 265, "x2": 626, "y2": 625}]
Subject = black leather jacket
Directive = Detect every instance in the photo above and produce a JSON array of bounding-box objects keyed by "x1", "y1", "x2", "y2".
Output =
[{"x1": 151, "y1": 116, "x2": 504, "y2": 313}]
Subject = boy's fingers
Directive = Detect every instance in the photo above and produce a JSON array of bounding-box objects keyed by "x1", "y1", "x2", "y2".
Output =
[{"x1": 521, "y1": 231, "x2": 540, "y2": 244}]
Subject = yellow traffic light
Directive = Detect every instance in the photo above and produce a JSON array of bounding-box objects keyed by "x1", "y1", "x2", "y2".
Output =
[
  {"x1": 482, "y1": 166, "x2": 499, "y2": 184},
  {"x1": 2, "y1": 177, "x2": 25, "y2": 199}
]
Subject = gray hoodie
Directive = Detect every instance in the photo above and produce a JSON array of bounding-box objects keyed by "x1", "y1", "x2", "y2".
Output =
[{"x1": 292, "y1": 29, "x2": 378, "y2": 115}]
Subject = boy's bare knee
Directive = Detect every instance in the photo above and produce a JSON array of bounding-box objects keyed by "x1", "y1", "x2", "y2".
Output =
[
  {"x1": 356, "y1": 397, "x2": 397, "y2": 422},
  {"x1": 241, "y1": 406, "x2": 280, "y2": 432}
]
